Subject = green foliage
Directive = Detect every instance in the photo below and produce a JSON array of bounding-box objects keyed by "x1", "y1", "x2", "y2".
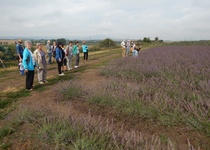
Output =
[
  {"x1": 6, "y1": 89, "x2": 30, "y2": 98},
  {"x1": 88, "y1": 94, "x2": 115, "y2": 107},
  {"x1": 0, "y1": 99, "x2": 11, "y2": 109},
  {"x1": 88, "y1": 45, "x2": 100, "y2": 52},
  {"x1": 17, "y1": 107, "x2": 45, "y2": 124},
  {"x1": 0, "y1": 127, "x2": 15, "y2": 139},
  {"x1": 96, "y1": 46, "x2": 210, "y2": 135},
  {"x1": 165, "y1": 40, "x2": 210, "y2": 46},
  {"x1": 0, "y1": 142, "x2": 12, "y2": 150},
  {"x1": 143, "y1": 37, "x2": 151, "y2": 43},
  {"x1": 61, "y1": 85, "x2": 82, "y2": 101},
  {"x1": 98, "y1": 38, "x2": 117, "y2": 48},
  {"x1": 155, "y1": 37, "x2": 159, "y2": 41},
  {"x1": 0, "y1": 46, "x2": 5, "y2": 52},
  {"x1": 57, "y1": 38, "x2": 66, "y2": 45},
  {"x1": 0, "y1": 45, "x2": 16, "y2": 60}
]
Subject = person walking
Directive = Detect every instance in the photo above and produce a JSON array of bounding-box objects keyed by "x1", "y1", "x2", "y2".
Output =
[
  {"x1": 73, "y1": 41, "x2": 80, "y2": 68},
  {"x1": 55, "y1": 42, "x2": 65, "y2": 76},
  {"x1": 65, "y1": 41, "x2": 73, "y2": 70},
  {"x1": 34, "y1": 43, "x2": 48, "y2": 84},
  {"x1": 46, "y1": 40, "x2": 52, "y2": 64},
  {"x1": 82, "y1": 41, "x2": 88, "y2": 62},
  {"x1": 22, "y1": 40, "x2": 35, "y2": 91},
  {"x1": 121, "y1": 40, "x2": 126, "y2": 57}
]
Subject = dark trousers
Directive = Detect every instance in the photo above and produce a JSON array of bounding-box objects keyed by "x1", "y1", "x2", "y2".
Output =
[
  {"x1": 84, "y1": 52, "x2": 88, "y2": 60},
  {"x1": 48, "y1": 53, "x2": 52, "y2": 64},
  {"x1": 57, "y1": 61, "x2": 63, "y2": 74},
  {"x1": 26, "y1": 70, "x2": 34, "y2": 90}
]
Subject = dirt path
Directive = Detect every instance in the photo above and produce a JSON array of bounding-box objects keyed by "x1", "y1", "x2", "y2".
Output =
[{"x1": 1, "y1": 49, "x2": 210, "y2": 149}]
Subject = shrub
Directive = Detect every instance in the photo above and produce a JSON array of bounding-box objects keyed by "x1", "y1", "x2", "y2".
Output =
[
  {"x1": 98, "y1": 46, "x2": 210, "y2": 134},
  {"x1": 98, "y1": 38, "x2": 118, "y2": 49}
]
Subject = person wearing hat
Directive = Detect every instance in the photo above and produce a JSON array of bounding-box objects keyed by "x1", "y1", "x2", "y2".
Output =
[{"x1": 16, "y1": 39, "x2": 24, "y2": 62}]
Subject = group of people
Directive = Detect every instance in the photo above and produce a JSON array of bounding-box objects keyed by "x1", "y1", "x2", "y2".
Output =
[
  {"x1": 16, "y1": 39, "x2": 89, "y2": 91},
  {"x1": 121, "y1": 40, "x2": 141, "y2": 57}
]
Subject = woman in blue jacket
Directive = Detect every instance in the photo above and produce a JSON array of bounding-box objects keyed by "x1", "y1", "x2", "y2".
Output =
[
  {"x1": 82, "y1": 41, "x2": 88, "y2": 61},
  {"x1": 22, "y1": 40, "x2": 35, "y2": 91},
  {"x1": 55, "y1": 42, "x2": 64, "y2": 76}
]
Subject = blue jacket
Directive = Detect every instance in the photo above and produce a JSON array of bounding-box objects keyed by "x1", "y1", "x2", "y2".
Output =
[
  {"x1": 82, "y1": 44, "x2": 88, "y2": 53},
  {"x1": 22, "y1": 48, "x2": 35, "y2": 71},
  {"x1": 16, "y1": 44, "x2": 24, "y2": 58},
  {"x1": 55, "y1": 47, "x2": 62, "y2": 61}
]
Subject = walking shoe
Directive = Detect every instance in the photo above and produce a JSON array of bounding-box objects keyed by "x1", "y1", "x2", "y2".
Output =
[
  {"x1": 43, "y1": 80, "x2": 48, "y2": 83},
  {"x1": 39, "y1": 81, "x2": 45, "y2": 84},
  {"x1": 26, "y1": 88, "x2": 33, "y2": 91},
  {"x1": 59, "y1": 73, "x2": 65, "y2": 76}
]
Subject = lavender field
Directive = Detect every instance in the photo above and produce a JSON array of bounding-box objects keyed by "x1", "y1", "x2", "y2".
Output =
[
  {"x1": 55, "y1": 46, "x2": 210, "y2": 149},
  {"x1": 96, "y1": 46, "x2": 210, "y2": 134}
]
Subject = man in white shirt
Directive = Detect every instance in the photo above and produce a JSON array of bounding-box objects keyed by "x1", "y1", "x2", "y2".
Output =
[{"x1": 121, "y1": 40, "x2": 126, "y2": 57}]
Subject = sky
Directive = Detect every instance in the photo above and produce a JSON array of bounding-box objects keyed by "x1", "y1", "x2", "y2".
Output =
[{"x1": 0, "y1": 0, "x2": 210, "y2": 41}]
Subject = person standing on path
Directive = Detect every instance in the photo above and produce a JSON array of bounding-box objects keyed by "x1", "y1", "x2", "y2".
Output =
[
  {"x1": 16, "y1": 39, "x2": 24, "y2": 62},
  {"x1": 51, "y1": 41, "x2": 57, "y2": 63},
  {"x1": 73, "y1": 41, "x2": 80, "y2": 68},
  {"x1": 126, "y1": 40, "x2": 130, "y2": 57},
  {"x1": 22, "y1": 40, "x2": 35, "y2": 91},
  {"x1": 34, "y1": 43, "x2": 48, "y2": 84},
  {"x1": 65, "y1": 41, "x2": 73, "y2": 70},
  {"x1": 82, "y1": 41, "x2": 88, "y2": 62},
  {"x1": 55, "y1": 42, "x2": 65, "y2": 76},
  {"x1": 46, "y1": 40, "x2": 52, "y2": 64},
  {"x1": 61, "y1": 44, "x2": 67, "y2": 72},
  {"x1": 121, "y1": 40, "x2": 126, "y2": 57}
]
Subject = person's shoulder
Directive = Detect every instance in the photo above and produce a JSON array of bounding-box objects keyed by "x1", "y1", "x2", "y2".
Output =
[
  {"x1": 34, "y1": 49, "x2": 38, "y2": 52},
  {"x1": 23, "y1": 48, "x2": 28, "y2": 52}
]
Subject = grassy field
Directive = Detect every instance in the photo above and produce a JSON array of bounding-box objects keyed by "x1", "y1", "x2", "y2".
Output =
[{"x1": 0, "y1": 43, "x2": 210, "y2": 149}]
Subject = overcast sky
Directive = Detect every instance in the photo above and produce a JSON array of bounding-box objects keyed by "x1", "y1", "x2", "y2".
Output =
[{"x1": 0, "y1": 0, "x2": 210, "y2": 41}]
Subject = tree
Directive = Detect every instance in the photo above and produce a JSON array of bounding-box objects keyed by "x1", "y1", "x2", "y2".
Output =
[
  {"x1": 155, "y1": 37, "x2": 159, "y2": 42},
  {"x1": 98, "y1": 38, "x2": 117, "y2": 48},
  {"x1": 57, "y1": 38, "x2": 66, "y2": 45},
  {"x1": 0, "y1": 46, "x2": 4, "y2": 52},
  {"x1": 143, "y1": 37, "x2": 151, "y2": 43}
]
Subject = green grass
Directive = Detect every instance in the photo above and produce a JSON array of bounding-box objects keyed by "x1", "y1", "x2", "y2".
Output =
[
  {"x1": 0, "y1": 89, "x2": 30, "y2": 110},
  {"x1": 6, "y1": 89, "x2": 30, "y2": 98},
  {"x1": 0, "y1": 47, "x2": 120, "y2": 120},
  {"x1": 0, "y1": 142, "x2": 12, "y2": 150},
  {"x1": 0, "y1": 127, "x2": 15, "y2": 139}
]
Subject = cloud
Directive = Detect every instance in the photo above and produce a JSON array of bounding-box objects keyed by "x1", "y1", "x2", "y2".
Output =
[{"x1": 0, "y1": 0, "x2": 210, "y2": 40}]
